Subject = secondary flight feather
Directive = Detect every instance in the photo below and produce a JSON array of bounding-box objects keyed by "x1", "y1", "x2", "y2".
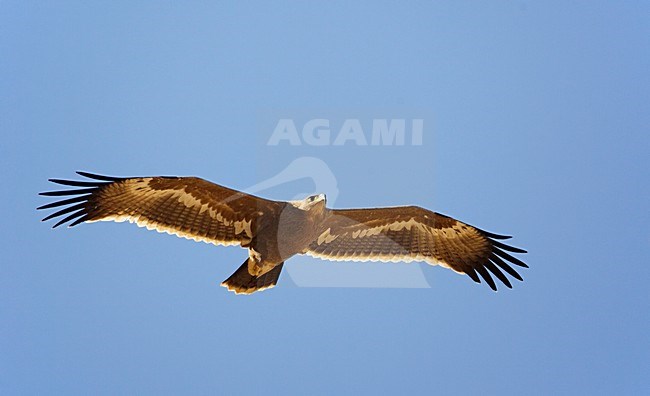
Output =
[{"x1": 38, "y1": 172, "x2": 528, "y2": 294}]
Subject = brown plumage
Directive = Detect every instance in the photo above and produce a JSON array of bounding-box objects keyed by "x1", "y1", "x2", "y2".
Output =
[{"x1": 38, "y1": 172, "x2": 528, "y2": 294}]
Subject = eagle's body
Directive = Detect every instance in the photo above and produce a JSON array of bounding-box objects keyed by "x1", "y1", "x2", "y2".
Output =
[{"x1": 39, "y1": 172, "x2": 528, "y2": 294}]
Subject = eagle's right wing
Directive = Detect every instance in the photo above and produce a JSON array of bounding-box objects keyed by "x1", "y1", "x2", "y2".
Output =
[
  {"x1": 38, "y1": 172, "x2": 282, "y2": 247},
  {"x1": 306, "y1": 207, "x2": 527, "y2": 291}
]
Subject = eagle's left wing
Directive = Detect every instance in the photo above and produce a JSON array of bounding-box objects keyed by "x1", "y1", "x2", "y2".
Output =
[
  {"x1": 38, "y1": 172, "x2": 282, "y2": 247},
  {"x1": 306, "y1": 207, "x2": 527, "y2": 291}
]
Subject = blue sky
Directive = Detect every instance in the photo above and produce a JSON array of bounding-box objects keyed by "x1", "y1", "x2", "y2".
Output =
[{"x1": 2, "y1": 1, "x2": 649, "y2": 394}]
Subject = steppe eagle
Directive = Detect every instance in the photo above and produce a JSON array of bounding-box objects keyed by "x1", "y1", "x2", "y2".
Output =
[{"x1": 38, "y1": 172, "x2": 528, "y2": 294}]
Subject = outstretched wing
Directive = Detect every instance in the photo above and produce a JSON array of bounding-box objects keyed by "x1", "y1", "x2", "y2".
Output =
[
  {"x1": 306, "y1": 207, "x2": 528, "y2": 291},
  {"x1": 38, "y1": 172, "x2": 282, "y2": 247}
]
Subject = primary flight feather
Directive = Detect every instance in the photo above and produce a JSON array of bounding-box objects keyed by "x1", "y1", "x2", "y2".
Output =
[{"x1": 39, "y1": 172, "x2": 528, "y2": 294}]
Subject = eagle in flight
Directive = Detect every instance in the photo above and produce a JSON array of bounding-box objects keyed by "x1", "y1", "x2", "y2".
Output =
[{"x1": 38, "y1": 172, "x2": 528, "y2": 294}]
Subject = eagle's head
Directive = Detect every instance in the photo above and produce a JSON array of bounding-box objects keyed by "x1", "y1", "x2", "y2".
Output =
[{"x1": 290, "y1": 193, "x2": 327, "y2": 211}]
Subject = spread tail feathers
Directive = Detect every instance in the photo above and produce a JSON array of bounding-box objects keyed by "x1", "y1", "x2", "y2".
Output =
[{"x1": 221, "y1": 260, "x2": 284, "y2": 295}]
